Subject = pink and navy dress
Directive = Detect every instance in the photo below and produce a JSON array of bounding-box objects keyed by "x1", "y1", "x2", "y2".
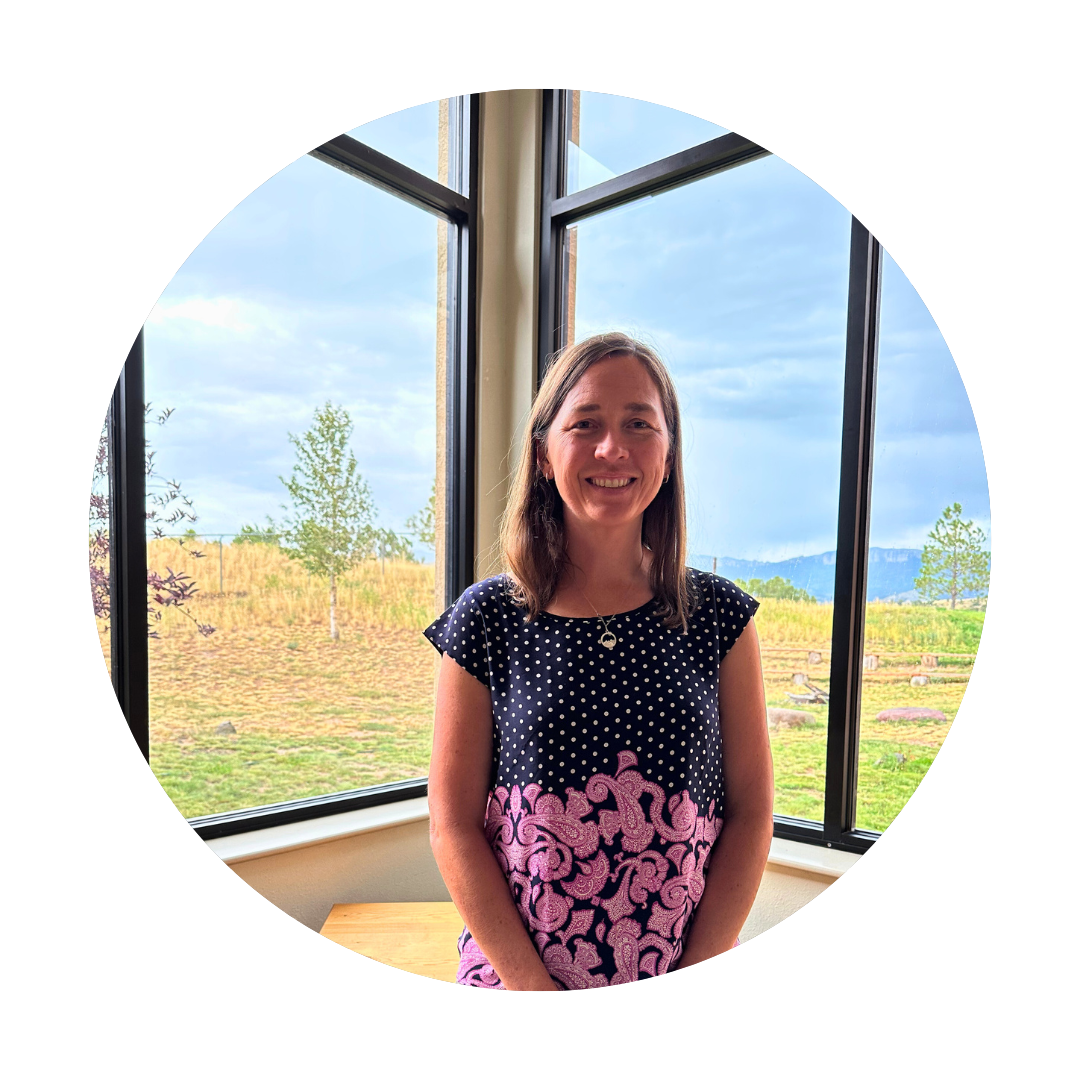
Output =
[{"x1": 423, "y1": 568, "x2": 758, "y2": 990}]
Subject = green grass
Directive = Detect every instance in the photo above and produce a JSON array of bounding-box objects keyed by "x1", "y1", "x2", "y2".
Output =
[
  {"x1": 769, "y1": 725, "x2": 828, "y2": 820},
  {"x1": 762, "y1": 646, "x2": 969, "y2": 829},
  {"x1": 855, "y1": 736, "x2": 937, "y2": 832},
  {"x1": 153, "y1": 722, "x2": 434, "y2": 818}
]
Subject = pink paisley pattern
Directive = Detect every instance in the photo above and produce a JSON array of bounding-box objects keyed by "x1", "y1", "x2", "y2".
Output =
[{"x1": 456, "y1": 751, "x2": 722, "y2": 989}]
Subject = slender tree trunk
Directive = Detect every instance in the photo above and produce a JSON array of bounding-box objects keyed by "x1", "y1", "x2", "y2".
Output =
[
  {"x1": 950, "y1": 557, "x2": 958, "y2": 609},
  {"x1": 330, "y1": 569, "x2": 339, "y2": 641}
]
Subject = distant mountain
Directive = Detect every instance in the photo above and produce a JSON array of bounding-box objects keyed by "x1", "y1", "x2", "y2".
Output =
[{"x1": 689, "y1": 548, "x2": 924, "y2": 603}]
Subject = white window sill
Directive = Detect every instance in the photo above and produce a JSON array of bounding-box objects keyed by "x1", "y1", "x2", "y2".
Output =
[
  {"x1": 205, "y1": 798, "x2": 862, "y2": 877},
  {"x1": 767, "y1": 836, "x2": 860, "y2": 878},
  {"x1": 204, "y1": 796, "x2": 431, "y2": 864}
]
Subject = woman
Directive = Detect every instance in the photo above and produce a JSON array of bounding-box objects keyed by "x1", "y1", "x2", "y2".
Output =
[{"x1": 424, "y1": 332, "x2": 773, "y2": 990}]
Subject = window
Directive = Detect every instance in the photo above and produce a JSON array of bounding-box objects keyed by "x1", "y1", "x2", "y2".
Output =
[
  {"x1": 854, "y1": 253, "x2": 988, "y2": 832},
  {"x1": 540, "y1": 90, "x2": 989, "y2": 851},
  {"x1": 96, "y1": 98, "x2": 478, "y2": 838},
  {"x1": 564, "y1": 91, "x2": 730, "y2": 195}
]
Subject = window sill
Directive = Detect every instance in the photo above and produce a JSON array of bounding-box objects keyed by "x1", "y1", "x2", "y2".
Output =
[
  {"x1": 205, "y1": 796, "x2": 431, "y2": 865},
  {"x1": 205, "y1": 799, "x2": 861, "y2": 877},
  {"x1": 766, "y1": 836, "x2": 860, "y2": 879}
]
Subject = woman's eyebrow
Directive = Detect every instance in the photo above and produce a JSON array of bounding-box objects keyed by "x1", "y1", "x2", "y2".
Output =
[{"x1": 570, "y1": 401, "x2": 659, "y2": 413}]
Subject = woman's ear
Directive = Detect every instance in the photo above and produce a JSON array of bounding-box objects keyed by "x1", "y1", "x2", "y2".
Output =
[{"x1": 536, "y1": 444, "x2": 551, "y2": 481}]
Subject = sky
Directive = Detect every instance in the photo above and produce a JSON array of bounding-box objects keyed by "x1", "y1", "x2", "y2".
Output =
[
  {"x1": 571, "y1": 93, "x2": 989, "y2": 562},
  {"x1": 143, "y1": 102, "x2": 442, "y2": 554},
  {"x1": 135, "y1": 92, "x2": 988, "y2": 565}
]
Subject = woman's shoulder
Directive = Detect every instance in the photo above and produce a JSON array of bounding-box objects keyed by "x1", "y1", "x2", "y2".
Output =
[
  {"x1": 450, "y1": 574, "x2": 515, "y2": 614},
  {"x1": 686, "y1": 567, "x2": 759, "y2": 609}
]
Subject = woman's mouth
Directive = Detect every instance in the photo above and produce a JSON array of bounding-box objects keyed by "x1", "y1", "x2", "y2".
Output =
[{"x1": 586, "y1": 477, "x2": 635, "y2": 488}]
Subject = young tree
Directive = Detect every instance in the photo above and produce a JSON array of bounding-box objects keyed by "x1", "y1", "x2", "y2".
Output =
[
  {"x1": 405, "y1": 479, "x2": 437, "y2": 550},
  {"x1": 233, "y1": 516, "x2": 282, "y2": 546},
  {"x1": 89, "y1": 405, "x2": 215, "y2": 638},
  {"x1": 733, "y1": 576, "x2": 817, "y2": 604},
  {"x1": 915, "y1": 502, "x2": 990, "y2": 609},
  {"x1": 371, "y1": 526, "x2": 417, "y2": 568},
  {"x1": 279, "y1": 402, "x2": 375, "y2": 640}
]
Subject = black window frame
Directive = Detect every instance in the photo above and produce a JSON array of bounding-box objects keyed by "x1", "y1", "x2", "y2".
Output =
[
  {"x1": 106, "y1": 96, "x2": 480, "y2": 841},
  {"x1": 538, "y1": 89, "x2": 882, "y2": 854}
]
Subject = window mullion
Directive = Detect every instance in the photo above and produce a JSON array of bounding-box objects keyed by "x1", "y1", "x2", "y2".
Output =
[
  {"x1": 823, "y1": 218, "x2": 883, "y2": 844},
  {"x1": 445, "y1": 94, "x2": 479, "y2": 599},
  {"x1": 537, "y1": 89, "x2": 568, "y2": 382},
  {"x1": 108, "y1": 331, "x2": 150, "y2": 762}
]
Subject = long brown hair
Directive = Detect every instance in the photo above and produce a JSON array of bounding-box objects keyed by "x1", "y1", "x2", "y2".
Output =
[{"x1": 500, "y1": 332, "x2": 696, "y2": 631}]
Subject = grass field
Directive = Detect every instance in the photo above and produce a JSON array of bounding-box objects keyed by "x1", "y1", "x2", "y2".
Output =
[
  {"x1": 96, "y1": 540, "x2": 982, "y2": 831},
  {"x1": 756, "y1": 597, "x2": 981, "y2": 831}
]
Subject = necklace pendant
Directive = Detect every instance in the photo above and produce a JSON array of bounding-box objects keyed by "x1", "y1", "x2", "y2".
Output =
[{"x1": 600, "y1": 630, "x2": 617, "y2": 650}]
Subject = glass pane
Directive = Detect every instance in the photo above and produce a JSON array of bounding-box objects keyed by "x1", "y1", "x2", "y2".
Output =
[
  {"x1": 345, "y1": 98, "x2": 450, "y2": 187},
  {"x1": 134, "y1": 152, "x2": 443, "y2": 818},
  {"x1": 569, "y1": 154, "x2": 852, "y2": 822},
  {"x1": 855, "y1": 253, "x2": 989, "y2": 832},
  {"x1": 565, "y1": 90, "x2": 730, "y2": 195}
]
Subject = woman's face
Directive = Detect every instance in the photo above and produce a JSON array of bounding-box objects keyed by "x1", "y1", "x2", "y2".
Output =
[{"x1": 539, "y1": 353, "x2": 671, "y2": 532}]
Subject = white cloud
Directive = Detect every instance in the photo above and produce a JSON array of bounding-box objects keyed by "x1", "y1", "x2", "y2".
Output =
[{"x1": 147, "y1": 295, "x2": 299, "y2": 341}]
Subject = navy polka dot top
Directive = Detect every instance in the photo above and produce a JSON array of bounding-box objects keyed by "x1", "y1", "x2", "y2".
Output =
[{"x1": 424, "y1": 567, "x2": 759, "y2": 990}]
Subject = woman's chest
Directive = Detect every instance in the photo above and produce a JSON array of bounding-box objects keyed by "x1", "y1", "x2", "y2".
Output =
[{"x1": 487, "y1": 614, "x2": 720, "y2": 737}]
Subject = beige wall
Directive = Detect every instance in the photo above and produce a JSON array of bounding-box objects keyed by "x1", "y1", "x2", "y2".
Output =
[
  {"x1": 740, "y1": 864, "x2": 834, "y2": 942},
  {"x1": 473, "y1": 89, "x2": 542, "y2": 579},
  {"x1": 223, "y1": 818, "x2": 837, "y2": 939},
  {"x1": 226, "y1": 820, "x2": 451, "y2": 933}
]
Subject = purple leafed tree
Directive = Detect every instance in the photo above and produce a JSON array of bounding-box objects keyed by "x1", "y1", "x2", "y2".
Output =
[{"x1": 89, "y1": 404, "x2": 215, "y2": 638}]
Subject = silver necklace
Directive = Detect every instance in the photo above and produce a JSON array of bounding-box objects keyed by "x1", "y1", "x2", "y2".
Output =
[{"x1": 582, "y1": 591, "x2": 620, "y2": 650}]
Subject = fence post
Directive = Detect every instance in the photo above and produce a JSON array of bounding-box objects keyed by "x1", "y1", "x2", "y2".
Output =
[{"x1": 219, "y1": 538, "x2": 224, "y2": 595}]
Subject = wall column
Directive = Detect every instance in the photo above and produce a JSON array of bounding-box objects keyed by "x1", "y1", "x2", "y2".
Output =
[{"x1": 473, "y1": 90, "x2": 543, "y2": 581}]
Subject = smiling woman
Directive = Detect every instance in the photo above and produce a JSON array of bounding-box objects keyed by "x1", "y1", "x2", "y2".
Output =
[
  {"x1": 503, "y1": 334, "x2": 688, "y2": 627},
  {"x1": 425, "y1": 332, "x2": 773, "y2": 989}
]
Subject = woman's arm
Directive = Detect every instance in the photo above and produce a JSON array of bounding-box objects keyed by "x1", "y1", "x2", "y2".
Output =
[
  {"x1": 427, "y1": 651, "x2": 560, "y2": 991},
  {"x1": 674, "y1": 618, "x2": 773, "y2": 968}
]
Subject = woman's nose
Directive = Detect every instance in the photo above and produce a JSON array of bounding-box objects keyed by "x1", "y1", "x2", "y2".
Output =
[{"x1": 594, "y1": 429, "x2": 628, "y2": 460}]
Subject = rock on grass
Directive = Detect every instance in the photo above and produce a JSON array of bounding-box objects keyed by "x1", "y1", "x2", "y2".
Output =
[
  {"x1": 767, "y1": 708, "x2": 816, "y2": 730},
  {"x1": 876, "y1": 707, "x2": 946, "y2": 722}
]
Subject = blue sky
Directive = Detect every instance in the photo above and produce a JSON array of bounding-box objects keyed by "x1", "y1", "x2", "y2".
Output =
[
  {"x1": 143, "y1": 108, "x2": 441, "y2": 551},
  {"x1": 139, "y1": 92, "x2": 988, "y2": 564}
]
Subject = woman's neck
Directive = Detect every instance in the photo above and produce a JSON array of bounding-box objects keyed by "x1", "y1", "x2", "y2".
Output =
[{"x1": 547, "y1": 517, "x2": 654, "y2": 617}]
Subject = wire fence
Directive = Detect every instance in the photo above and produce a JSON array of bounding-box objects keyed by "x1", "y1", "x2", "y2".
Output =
[{"x1": 149, "y1": 530, "x2": 433, "y2": 594}]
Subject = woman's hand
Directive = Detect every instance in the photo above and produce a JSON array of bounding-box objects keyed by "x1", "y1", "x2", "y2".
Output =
[
  {"x1": 428, "y1": 651, "x2": 560, "y2": 991},
  {"x1": 673, "y1": 617, "x2": 773, "y2": 970}
]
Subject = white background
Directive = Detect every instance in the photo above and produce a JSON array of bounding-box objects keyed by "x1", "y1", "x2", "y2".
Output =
[{"x1": 2, "y1": 1, "x2": 1075, "y2": 1076}]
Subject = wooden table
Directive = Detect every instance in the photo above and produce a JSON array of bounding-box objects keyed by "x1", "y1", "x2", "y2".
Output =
[{"x1": 319, "y1": 901, "x2": 463, "y2": 983}]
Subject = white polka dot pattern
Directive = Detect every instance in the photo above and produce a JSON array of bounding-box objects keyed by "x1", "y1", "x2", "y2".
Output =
[{"x1": 424, "y1": 569, "x2": 758, "y2": 809}]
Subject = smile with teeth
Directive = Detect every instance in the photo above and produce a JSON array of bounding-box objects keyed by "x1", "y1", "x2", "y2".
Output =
[{"x1": 588, "y1": 477, "x2": 635, "y2": 488}]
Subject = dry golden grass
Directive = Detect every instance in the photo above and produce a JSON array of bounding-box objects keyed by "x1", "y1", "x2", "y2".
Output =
[
  {"x1": 149, "y1": 624, "x2": 437, "y2": 742},
  {"x1": 143, "y1": 539, "x2": 439, "y2": 635}
]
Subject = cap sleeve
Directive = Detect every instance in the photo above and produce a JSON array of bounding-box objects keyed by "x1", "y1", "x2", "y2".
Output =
[
  {"x1": 711, "y1": 576, "x2": 760, "y2": 664},
  {"x1": 423, "y1": 584, "x2": 493, "y2": 688}
]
